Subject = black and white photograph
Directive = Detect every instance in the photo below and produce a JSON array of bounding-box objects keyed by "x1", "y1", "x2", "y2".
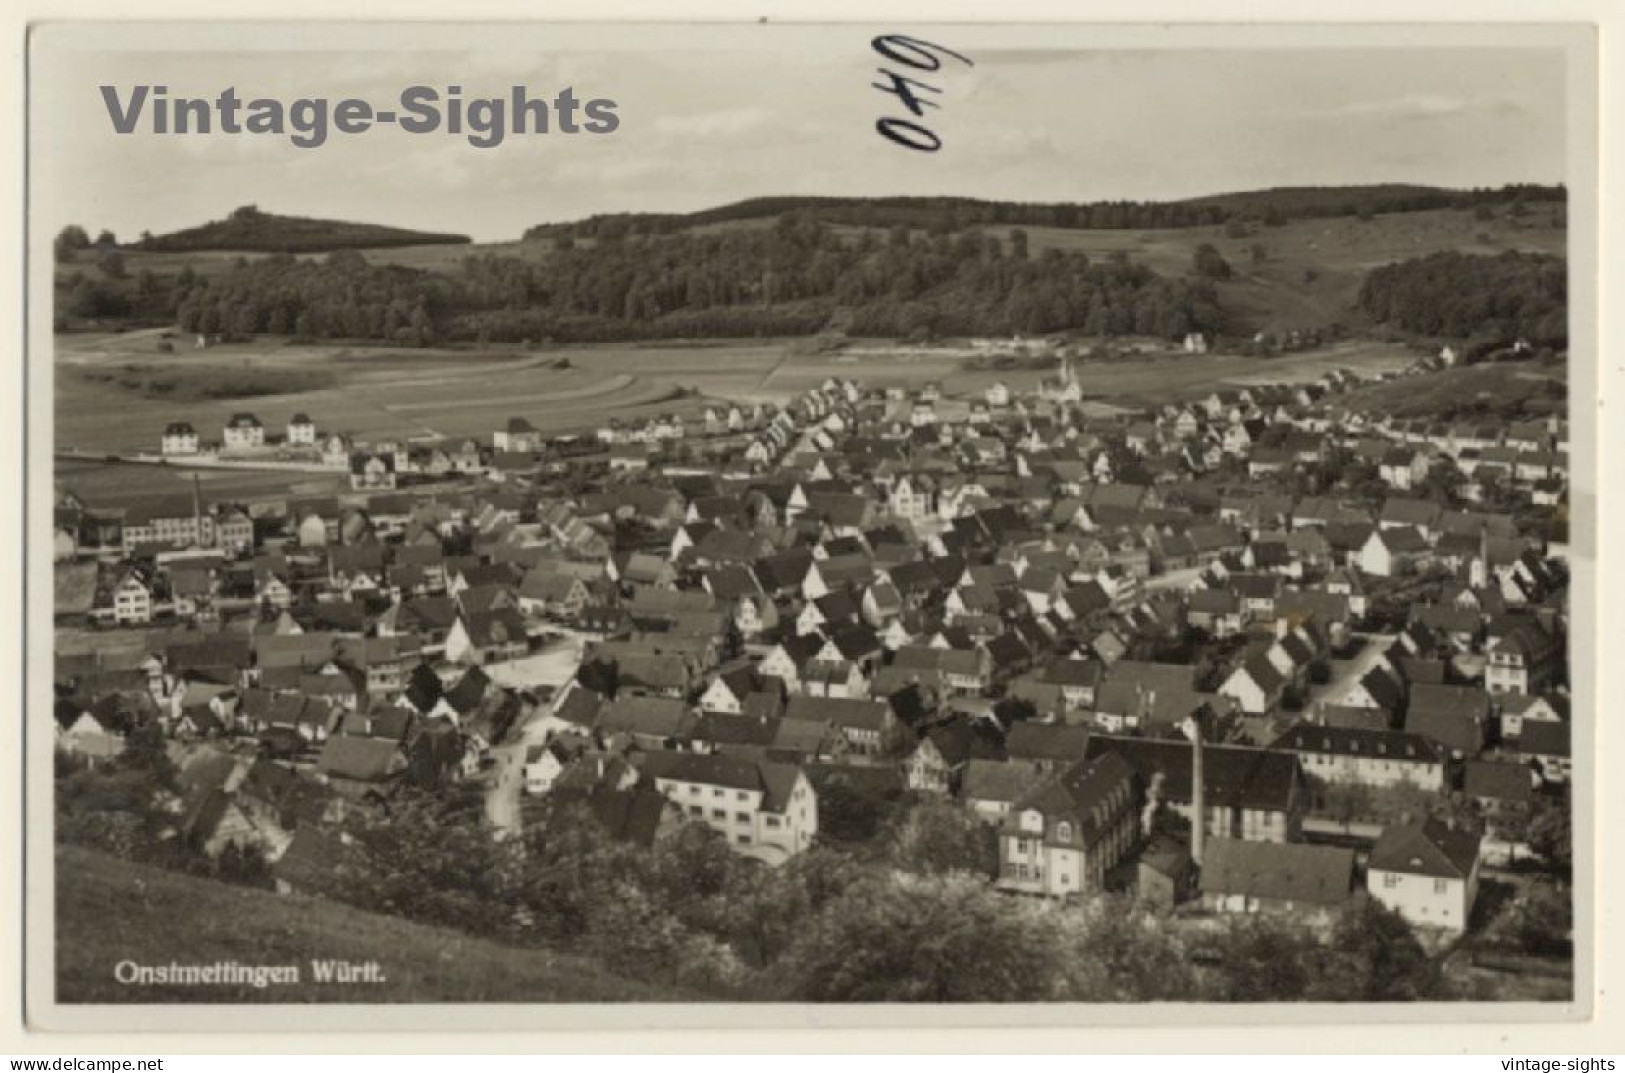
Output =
[{"x1": 21, "y1": 18, "x2": 1598, "y2": 1033}]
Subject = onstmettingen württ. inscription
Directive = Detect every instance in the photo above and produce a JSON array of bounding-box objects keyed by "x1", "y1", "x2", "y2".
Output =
[{"x1": 40, "y1": 29, "x2": 1576, "y2": 1007}]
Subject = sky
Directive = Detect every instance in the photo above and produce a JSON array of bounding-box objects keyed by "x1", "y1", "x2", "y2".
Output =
[{"x1": 33, "y1": 27, "x2": 1570, "y2": 243}]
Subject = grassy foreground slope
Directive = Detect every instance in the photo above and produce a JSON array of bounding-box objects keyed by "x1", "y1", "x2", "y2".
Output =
[{"x1": 55, "y1": 846, "x2": 708, "y2": 1003}]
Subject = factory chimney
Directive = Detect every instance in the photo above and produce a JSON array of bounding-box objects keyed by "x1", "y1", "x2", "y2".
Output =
[
  {"x1": 1181, "y1": 706, "x2": 1207, "y2": 867},
  {"x1": 191, "y1": 473, "x2": 205, "y2": 548}
]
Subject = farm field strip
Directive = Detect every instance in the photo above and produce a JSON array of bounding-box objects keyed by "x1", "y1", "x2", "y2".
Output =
[
  {"x1": 381, "y1": 374, "x2": 638, "y2": 412},
  {"x1": 53, "y1": 331, "x2": 1426, "y2": 454}
]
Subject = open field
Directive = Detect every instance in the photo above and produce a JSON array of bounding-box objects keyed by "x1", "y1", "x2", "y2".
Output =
[
  {"x1": 53, "y1": 325, "x2": 1431, "y2": 463},
  {"x1": 53, "y1": 332, "x2": 736, "y2": 454},
  {"x1": 1000, "y1": 207, "x2": 1563, "y2": 336},
  {"x1": 55, "y1": 458, "x2": 349, "y2": 509},
  {"x1": 54, "y1": 238, "x2": 555, "y2": 288},
  {"x1": 55, "y1": 845, "x2": 708, "y2": 1003},
  {"x1": 1330, "y1": 360, "x2": 1568, "y2": 420}
]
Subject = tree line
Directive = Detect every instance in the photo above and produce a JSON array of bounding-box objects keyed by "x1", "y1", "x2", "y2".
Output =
[
  {"x1": 76, "y1": 212, "x2": 1226, "y2": 344},
  {"x1": 524, "y1": 184, "x2": 1563, "y2": 242},
  {"x1": 1357, "y1": 250, "x2": 1567, "y2": 344}
]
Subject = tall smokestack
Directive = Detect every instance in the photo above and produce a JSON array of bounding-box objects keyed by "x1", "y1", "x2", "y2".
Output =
[
  {"x1": 192, "y1": 472, "x2": 203, "y2": 547},
  {"x1": 1181, "y1": 707, "x2": 1206, "y2": 867}
]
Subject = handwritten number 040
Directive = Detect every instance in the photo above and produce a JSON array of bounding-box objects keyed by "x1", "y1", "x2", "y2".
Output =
[{"x1": 871, "y1": 35, "x2": 973, "y2": 152}]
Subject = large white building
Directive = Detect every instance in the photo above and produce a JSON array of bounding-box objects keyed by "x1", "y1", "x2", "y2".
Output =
[
  {"x1": 635, "y1": 749, "x2": 816, "y2": 865},
  {"x1": 1268, "y1": 724, "x2": 1446, "y2": 792}
]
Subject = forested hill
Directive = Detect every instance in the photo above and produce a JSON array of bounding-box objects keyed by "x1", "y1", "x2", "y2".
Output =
[
  {"x1": 524, "y1": 183, "x2": 1565, "y2": 241},
  {"x1": 1356, "y1": 250, "x2": 1567, "y2": 345},
  {"x1": 153, "y1": 214, "x2": 1226, "y2": 345},
  {"x1": 136, "y1": 206, "x2": 471, "y2": 254}
]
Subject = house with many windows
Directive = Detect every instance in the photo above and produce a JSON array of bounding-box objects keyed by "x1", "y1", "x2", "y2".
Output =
[
  {"x1": 634, "y1": 749, "x2": 817, "y2": 864},
  {"x1": 1268, "y1": 724, "x2": 1446, "y2": 792},
  {"x1": 996, "y1": 752, "x2": 1139, "y2": 898}
]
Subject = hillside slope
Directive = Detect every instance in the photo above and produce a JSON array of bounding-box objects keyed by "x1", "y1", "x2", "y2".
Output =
[
  {"x1": 137, "y1": 206, "x2": 470, "y2": 254},
  {"x1": 1009, "y1": 207, "x2": 1565, "y2": 336},
  {"x1": 55, "y1": 845, "x2": 708, "y2": 1003}
]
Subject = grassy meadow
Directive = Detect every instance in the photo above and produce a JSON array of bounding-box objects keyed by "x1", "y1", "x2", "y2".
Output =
[{"x1": 54, "y1": 845, "x2": 710, "y2": 1003}]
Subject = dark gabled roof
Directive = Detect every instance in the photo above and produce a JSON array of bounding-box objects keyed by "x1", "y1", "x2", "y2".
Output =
[
  {"x1": 1269, "y1": 723, "x2": 1442, "y2": 764},
  {"x1": 1356, "y1": 666, "x2": 1406, "y2": 715},
  {"x1": 825, "y1": 622, "x2": 881, "y2": 661},
  {"x1": 1199, "y1": 837, "x2": 1354, "y2": 907},
  {"x1": 706, "y1": 563, "x2": 763, "y2": 602},
  {"x1": 754, "y1": 548, "x2": 815, "y2": 591},
  {"x1": 784, "y1": 694, "x2": 890, "y2": 733},
  {"x1": 404, "y1": 662, "x2": 442, "y2": 713},
  {"x1": 961, "y1": 758, "x2": 1037, "y2": 804},
  {"x1": 772, "y1": 632, "x2": 826, "y2": 670},
  {"x1": 1407, "y1": 683, "x2": 1489, "y2": 729},
  {"x1": 1517, "y1": 718, "x2": 1570, "y2": 758},
  {"x1": 1368, "y1": 817, "x2": 1480, "y2": 880},
  {"x1": 459, "y1": 608, "x2": 529, "y2": 649},
  {"x1": 1005, "y1": 721, "x2": 1092, "y2": 764},
  {"x1": 692, "y1": 711, "x2": 779, "y2": 749},
  {"x1": 1229, "y1": 573, "x2": 1283, "y2": 600},
  {"x1": 1188, "y1": 588, "x2": 1240, "y2": 615},
  {"x1": 1009, "y1": 752, "x2": 1138, "y2": 847},
  {"x1": 1084, "y1": 734, "x2": 1300, "y2": 813},
  {"x1": 317, "y1": 735, "x2": 403, "y2": 782},
  {"x1": 1462, "y1": 759, "x2": 1537, "y2": 803},
  {"x1": 1379, "y1": 499, "x2": 1443, "y2": 527},
  {"x1": 600, "y1": 696, "x2": 691, "y2": 740},
  {"x1": 634, "y1": 748, "x2": 804, "y2": 813},
  {"x1": 1101, "y1": 660, "x2": 1196, "y2": 699},
  {"x1": 741, "y1": 690, "x2": 786, "y2": 722},
  {"x1": 1378, "y1": 526, "x2": 1430, "y2": 554},
  {"x1": 986, "y1": 632, "x2": 1032, "y2": 670},
  {"x1": 887, "y1": 560, "x2": 942, "y2": 596},
  {"x1": 552, "y1": 685, "x2": 604, "y2": 729},
  {"x1": 813, "y1": 589, "x2": 861, "y2": 623},
  {"x1": 923, "y1": 715, "x2": 1007, "y2": 767},
  {"x1": 441, "y1": 664, "x2": 492, "y2": 715}
]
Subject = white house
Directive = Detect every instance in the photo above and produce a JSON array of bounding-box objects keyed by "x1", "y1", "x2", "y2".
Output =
[
  {"x1": 111, "y1": 570, "x2": 153, "y2": 624},
  {"x1": 1366, "y1": 818, "x2": 1482, "y2": 933},
  {"x1": 287, "y1": 413, "x2": 317, "y2": 445},
  {"x1": 222, "y1": 413, "x2": 265, "y2": 452},
  {"x1": 161, "y1": 422, "x2": 200, "y2": 456},
  {"x1": 636, "y1": 749, "x2": 817, "y2": 865}
]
